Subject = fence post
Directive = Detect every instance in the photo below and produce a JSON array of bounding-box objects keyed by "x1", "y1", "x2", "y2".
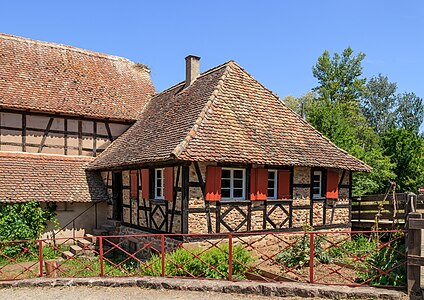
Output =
[
  {"x1": 161, "y1": 235, "x2": 165, "y2": 277},
  {"x1": 407, "y1": 212, "x2": 422, "y2": 297},
  {"x1": 99, "y1": 236, "x2": 104, "y2": 277},
  {"x1": 228, "y1": 234, "x2": 233, "y2": 281},
  {"x1": 309, "y1": 233, "x2": 314, "y2": 284},
  {"x1": 38, "y1": 240, "x2": 43, "y2": 277},
  {"x1": 406, "y1": 192, "x2": 418, "y2": 215}
]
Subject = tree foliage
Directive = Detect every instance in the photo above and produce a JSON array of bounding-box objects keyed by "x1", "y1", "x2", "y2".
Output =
[
  {"x1": 306, "y1": 47, "x2": 396, "y2": 195},
  {"x1": 286, "y1": 47, "x2": 423, "y2": 194},
  {"x1": 361, "y1": 74, "x2": 397, "y2": 135},
  {"x1": 0, "y1": 201, "x2": 57, "y2": 242}
]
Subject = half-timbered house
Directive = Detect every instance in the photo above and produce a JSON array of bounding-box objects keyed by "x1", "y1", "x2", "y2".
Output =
[
  {"x1": 89, "y1": 56, "x2": 371, "y2": 235},
  {"x1": 0, "y1": 33, "x2": 154, "y2": 237}
]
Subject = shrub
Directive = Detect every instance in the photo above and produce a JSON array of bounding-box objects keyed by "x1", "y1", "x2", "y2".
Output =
[
  {"x1": 143, "y1": 244, "x2": 253, "y2": 279},
  {"x1": 357, "y1": 233, "x2": 406, "y2": 286},
  {"x1": 329, "y1": 234, "x2": 377, "y2": 260},
  {"x1": 276, "y1": 234, "x2": 331, "y2": 269},
  {"x1": 0, "y1": 201, "x2": 57, "y2": 257}
]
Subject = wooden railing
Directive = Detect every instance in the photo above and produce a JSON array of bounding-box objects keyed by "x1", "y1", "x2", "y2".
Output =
[{"x1": 351, "y1": 192, "x2": 420, "y2": 229}]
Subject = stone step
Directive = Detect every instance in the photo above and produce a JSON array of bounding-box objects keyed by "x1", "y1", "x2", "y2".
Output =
[
  {"x1": 77, "y1": 238, "x2": 95, "y2": 250},
  {"x1": 62, "y1": 251, "x2": 74, "y2": 260},
  {"x1": 100, "y1": 224, "x2": 115, "y2": 232},
  {"x1": 85, "y1": 234, "x2": 96, "y2": 243},
  {"x1": 70, "y1": 245, "x2": 83, "y2": 255},
  {"x1": 92, "y1": 228, "x2": 108, "y2": 236}
]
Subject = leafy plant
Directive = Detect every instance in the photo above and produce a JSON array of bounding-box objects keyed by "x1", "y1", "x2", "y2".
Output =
[
  {"x1": 0, "y1": 201, "x2": 57, "y2": 257},
  {"x1": 143, "y1": 244, "x2": 253, "y2": 279},
  {"x1": 276, "y1": 234, "x2": 331, "y2": 269},
  {"x1": 357, "y1": 233, "x2": 406, "y2": 286}
]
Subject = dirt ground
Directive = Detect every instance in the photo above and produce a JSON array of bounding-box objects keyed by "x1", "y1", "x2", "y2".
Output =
[{"x1": 0, "y1": 286, "x2": 322, "y2": 300}]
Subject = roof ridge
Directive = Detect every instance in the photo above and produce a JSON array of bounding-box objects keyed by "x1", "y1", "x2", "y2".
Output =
[
  {"x1": 228, "y1": 62, "x2": 372, "y2": 171},
  {"x1": 171, "y1": 63, "x2": 233, "y2": 158},
  {"x1": 0, "y1": 32, "x2": 140, "y2": 64},
  {"x1": 152, "y1": 60, "x2": 232, "y2": 97}
]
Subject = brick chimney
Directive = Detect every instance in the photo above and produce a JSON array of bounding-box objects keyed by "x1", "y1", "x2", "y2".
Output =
[{"x1": 185, "y1": 55, "x2": 200, "y2": 87}]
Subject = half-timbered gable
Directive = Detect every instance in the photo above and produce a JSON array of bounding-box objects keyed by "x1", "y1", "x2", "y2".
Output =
[
  {"x1": 90, "y1": 56, "x2": 371, "y2": 235},
  {"x1": 0, "y1": 33, "x2": 155, "y2": 157},
  {"x1": 0, "y1": 33, "x2": 155, "y2": 238}
]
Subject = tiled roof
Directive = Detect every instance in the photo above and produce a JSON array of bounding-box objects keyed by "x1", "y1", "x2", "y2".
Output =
[
  {"x1": 90, "y1": 61, "x2": 371, "y2": 172},
  {"x1": 0, "y1": 33, "x2": 155, "y2": 121},
  {"x1": 0, "y1": 152, "x2": 108, "y2": 203}
]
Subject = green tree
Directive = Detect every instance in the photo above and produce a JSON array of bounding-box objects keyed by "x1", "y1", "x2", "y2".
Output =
[
  {"x1": 283, "y1": 91, "x2": 314, "y2": 117},
  {"x1": 361, "y1": 74, "x2": 397, "y2": 134},
  {"x1": 382, "y1": 128, "x2": 424, "y2": 192},
  {"x1": 308, "y1": 48, "x2": 395, "y2": 195},
  {"x1": 312, "y1": 47, "x2": 366, "y2": 104},
  {"x1": 395, "y1": 92, "x2": 424, "y2": 132}
]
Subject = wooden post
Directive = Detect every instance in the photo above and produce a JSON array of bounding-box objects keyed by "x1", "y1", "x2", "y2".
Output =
[{"x1": 407, "y1": 212, "x2": 422, "y2": 297}]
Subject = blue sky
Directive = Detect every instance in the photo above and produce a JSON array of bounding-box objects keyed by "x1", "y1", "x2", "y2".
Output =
[{"x1": 0, "y1": 1, "x2": 423, "y2": 101}]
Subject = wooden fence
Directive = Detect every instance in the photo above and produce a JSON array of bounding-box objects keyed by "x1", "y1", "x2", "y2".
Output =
[
  {"x1": 407, "y1": 211, "x2": 424, "y2": 298},
  {"x1": 351, "y1": 192, "x2": 422, "y2": 229}
]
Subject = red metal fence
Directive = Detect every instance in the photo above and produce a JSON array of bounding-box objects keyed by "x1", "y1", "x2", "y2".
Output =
[{"x1": 0, "y1": 230, "x2": 406, "y2": 288}]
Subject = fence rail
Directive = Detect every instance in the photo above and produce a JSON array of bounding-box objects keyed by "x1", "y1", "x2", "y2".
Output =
[
  {"x1": 351, "y1": 192, "x2": 420, "y2": 229},
  {"x1": 0, "y1": 230, "x2": 406, "y2": 288}
]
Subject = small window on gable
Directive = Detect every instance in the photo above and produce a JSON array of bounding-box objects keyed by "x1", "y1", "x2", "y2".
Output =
[
  {"x1": 221, "y1": 168, "x2": 245, "y2": 200},
  {"x1": 267, "y1": 170, "x2": 278, "y2": 199},
  {"x1": 155, "y1": 168, "x2": 164, "y2": 200},
  {"x1": 312, "y1": 170, "x2": 323, "y2": 199}
]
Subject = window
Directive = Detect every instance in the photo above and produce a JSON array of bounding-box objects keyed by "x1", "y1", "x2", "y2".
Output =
[
  {"x1": 312, "y1": 170, "x2": 322, "y2": 199},
  {"x1": 221, "y1": 168, "x2": 245, "y2": 200},
  {"x1": 155, "y1": 168, "x2": 164, "y2": 200},
  {"x1": 268, "y1": 170, "x2": 278, "y2": 199}
]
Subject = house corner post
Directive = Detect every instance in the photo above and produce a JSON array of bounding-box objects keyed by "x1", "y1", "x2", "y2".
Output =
[
  {"x1": 407, "y1": 212, "x2": 422, "y2": 298},
  {"x1": 181, "y1": 165, "x2": 190, "y2": 234}
]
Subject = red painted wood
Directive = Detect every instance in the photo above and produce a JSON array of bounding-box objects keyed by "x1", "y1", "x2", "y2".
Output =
[
  {"x1": 164, "y1": 167, "x2": 174, "y2": 201},
  {"x1": 205, "y1": 166, "x2": 222, "y2": 201},
  {"x1": 141, "y1": 169, "x2": 149, "y2": 199},
  {"x1": 251, "y1": 168, "x2": 268, "y2": 200},
  {"x1": 326, "y1": 171, "x2": 339, "y2": 199},
  {"x1": 130, "y1": 170, "x2": 138, "y2": 198},
  {"x1": 278, "y1": 170, "x2": 291, "y2": 199}
]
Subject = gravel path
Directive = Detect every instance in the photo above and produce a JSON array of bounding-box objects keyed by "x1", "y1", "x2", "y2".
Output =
[{"x1": 0, "y1": 286, "x2": 315, "y2": 300}]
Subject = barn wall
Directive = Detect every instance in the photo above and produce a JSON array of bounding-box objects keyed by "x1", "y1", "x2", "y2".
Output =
[{"x1": 0, "y1": 110, "x2": 130, "y2": 156}]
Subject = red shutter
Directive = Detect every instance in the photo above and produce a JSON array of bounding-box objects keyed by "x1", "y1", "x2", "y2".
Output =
[
  {"x1": 130, "y1": 170, "x2": 138, "y2": 198},
  {"x1": 278, "y1": 170, "x2": 291, "y2": 199},
  {"x1": 326, "y1": 171, "x2": 339, "y2": 199},
  {"x1": 250, "y1": 168, "x2": 267, "y2": 200},
  {"x1": 141, "y1": 169, "x2": 149, "y2": 199},
  {"x1": 205, "y1": 166, "x2": 222, "y2": 201},
  {"x1": 164, "y1": 167, "x2": 174, "y2": 201}
]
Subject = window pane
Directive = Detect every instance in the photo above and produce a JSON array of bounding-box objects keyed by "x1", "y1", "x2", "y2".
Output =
[
  {"x1": 313, "y1": 175, "x2": 320, "y2": 181},
  {"x1": 313, "y1": 181, "x2": 320, "y2": 188},
  {"x1": 233, "y1": 189, "x2": 243, "y2": 198},
  {"x1": 222, "y1": 169, "x2": 231, "y2": 179},
  {"x1": 234, "y1": 179, "x2": 243, "y2": 188},
  {"x1": 268, "y1": 180, "x2": 275, "y2": 189},
  {"x1": 156, "y1": 169, "x2": 162, "y2": 177},
  {"x1": 156, "y1": 188, "x2": 162, "y2": 197},
  {"x1": 313, "y1": 187, "x2": 320, "y2": 194},
  {"x1": 221, "y1": 189, "x2": 230, "y2": 198},
  {"x1": 268, "y1": 171, "x2": 275, "y2": 180},
  {"x1": 221, "y1": 179, "x2": 231, "y2": 188},
  {"x1": 233, "y1": 170, "x2": 243, "y2": 179},
  {"x1": 268, "y1": 189, "x2": 275, "y2": 198}
]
